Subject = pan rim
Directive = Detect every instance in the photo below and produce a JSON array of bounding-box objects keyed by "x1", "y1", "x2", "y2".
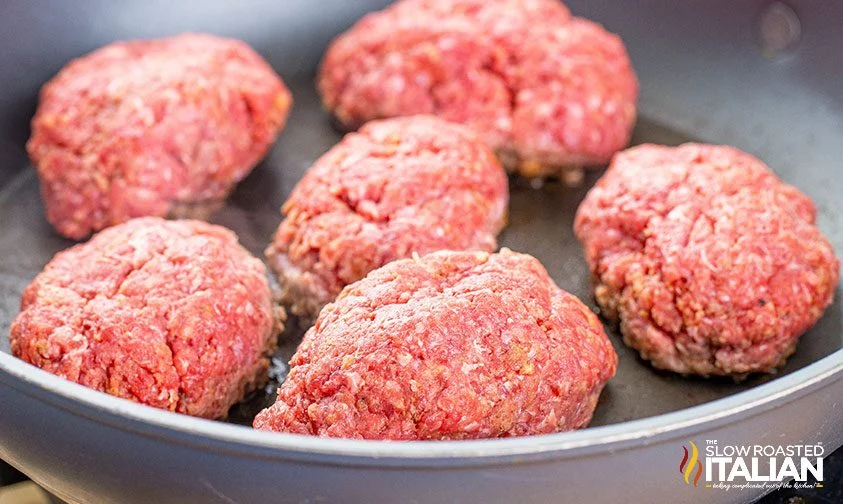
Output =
[{"x1": 1, "y1": 347, "x2": 841, "y2": 466}]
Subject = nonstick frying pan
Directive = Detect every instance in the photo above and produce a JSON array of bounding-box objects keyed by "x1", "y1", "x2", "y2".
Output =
[{"x1": 0, "y1": 1, "x2": 841, "y2": 503}]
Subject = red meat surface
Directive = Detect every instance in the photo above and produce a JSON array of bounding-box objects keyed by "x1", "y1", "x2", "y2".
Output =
[
  {"x1": 10, "y1": 218, "x2": 282, "y2": 419},
  {"x1": 28, "y1": 33, "x2": 292, "y2": 239},
  {"x1": 255, "y1": 249, "x2": 617, "y2": 440},
  {"x1": 574, "y1": 143, "x2": 839, "y2": 376},
  {"x1": 318, "y1": 0, "x2": 637, "y2": 177},
  {"x1": 266, "y1": 115, "x2": 508, "y2": 319}
]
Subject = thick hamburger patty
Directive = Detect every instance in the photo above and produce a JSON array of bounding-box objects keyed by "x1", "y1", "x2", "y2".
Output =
[
  {"x1": 574, "y1": 143, "x2": 839, "y2": 376},
  {"x1": 266, "y1": 115, "x2": 508, "y2": 320},
  {"x1": 28, "y1": 33, "x2": 292, "y2": 239},
  {"x1": 254, "y1": 249, "x2": 617, "y2": 440},
  {"x1": 318, "y1": 0, "x2": 637, "y2": 178},
  {"x1": 10, "y1": 218, "x2": 283, "y2": 419}
]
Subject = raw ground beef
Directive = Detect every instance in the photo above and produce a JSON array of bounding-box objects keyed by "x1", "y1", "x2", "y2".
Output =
[
  {"x1": 28, "y1": 33, "x2": 292, "y2": 239},
  {"x1": 10, "y1": 217, "x2": 284, "y2": 419},
  {"x1": 574, "y1": 143, "x2": 839, "y2": 376},
  {"x1": 254, "y1": 249, "x2": 617, "y2": 440},
  {"x1": 266, "y1": 115, "x2": 508, "y2": 320},
  {"x1": 318, "y1": 0, "x2": 637, "y2": 180}
]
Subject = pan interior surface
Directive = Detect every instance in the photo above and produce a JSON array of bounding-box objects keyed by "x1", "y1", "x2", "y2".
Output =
[{"x1": 0, "y1": 0, "x2": 841, "y2": 450}]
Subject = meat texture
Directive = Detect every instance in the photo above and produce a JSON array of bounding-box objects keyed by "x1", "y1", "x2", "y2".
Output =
[
  {"x1": 255, "y1": 249, "x2": 617, "y2": 440},
  {"x1": 28, "y1": 33, "x2": 292, "y2": 239},
  {"x1": 319, "y1": 0, "x2": 638, "y2": 178},
  {"x1": 266, "y1": 115, "x2": 508, "y2": 319},
  {"x1": 574, "y1": 143, "x2": 839, "y2": 376},
  {"x1": 11, "y1": 217, "x2": 283, "y2": 419}
]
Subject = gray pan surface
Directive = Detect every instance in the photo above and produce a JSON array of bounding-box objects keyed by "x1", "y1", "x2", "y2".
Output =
[{"x1": 0, "y1": 1, "x2": 841, "y2": 503}]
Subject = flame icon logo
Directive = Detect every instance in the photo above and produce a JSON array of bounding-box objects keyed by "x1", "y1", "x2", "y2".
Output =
[{"x1": 679, "y1": 441, "x2": 703, "y2": 487}]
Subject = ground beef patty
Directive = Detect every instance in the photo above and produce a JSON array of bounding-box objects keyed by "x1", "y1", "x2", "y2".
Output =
[
  {"x1": 266, "y1": 115, "x2": 508, "y2": 320},
  {"x1": 10, "y1": 218, "x2": 283, "y2": 419},
  {"x1": 28, "y1": 33, "x2": 292, "y2": 239},
  {"x1": 254, "y1": 249, "x2": 617, "y2": 440},
  {"x1": 318, "y1": 0, "x2": 637, "y2": 180},
  {"x1": 574, "y1": 144, "x2": 839, "y2": 376}
]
